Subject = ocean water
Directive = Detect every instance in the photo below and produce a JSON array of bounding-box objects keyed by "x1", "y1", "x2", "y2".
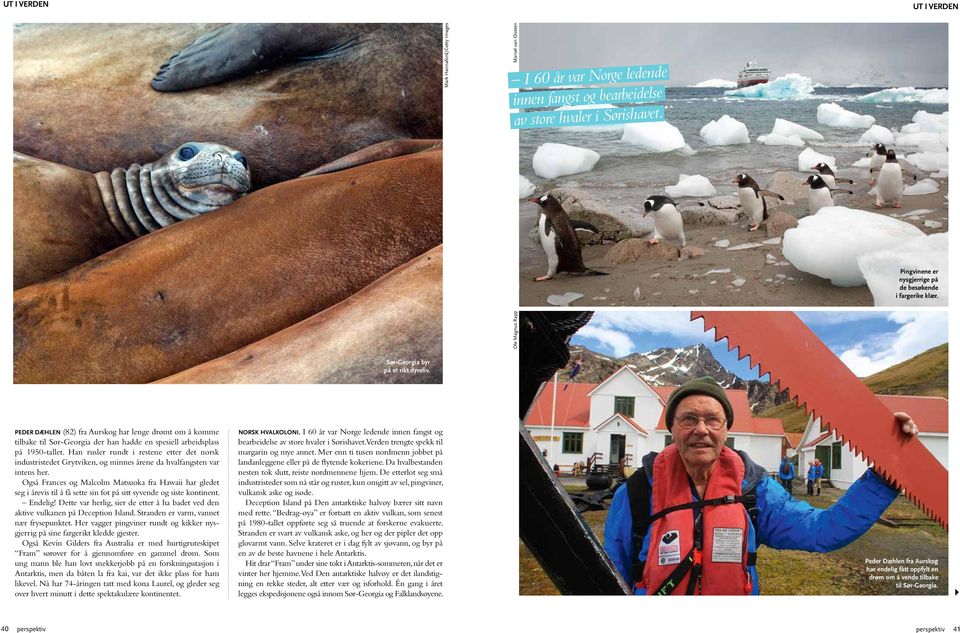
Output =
[{"x1": 518, "y1": 87, "x2": 948, "y2": 206}]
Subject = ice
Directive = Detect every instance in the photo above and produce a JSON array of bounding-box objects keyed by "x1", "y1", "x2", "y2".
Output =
[
  {"x1": 762, "y1": 237, "x2": 782, "y2": 245},
  {"x1": 714, "y1": 239, "x2": 730, "y2": 248},
  {"x1": 519, "y1": 174, "x2": 536, "y2": 199},
  {"x1": 924, "y1": 220, "x2": 943, "y2": 229},
  {"x1": 758, "y1": 133, "x2": 805, "y2": 147},
  {"x1": 699, "y1": 115, "x2": 750, "y2": 145},
  {"x1": 858, "y1": 125, "x2": 895, "y2": 146},
  {"x1": 691, "y1": 78, "x2": 737, "y2": 88},
  {"x1": 546, "y1": 292, "x2": 584, "y2": 306},
  {"x1": 933, "y1": 168, "x2": 949, "y2": 178},
  {"x1": 816, "y1": 103, "x2": 876, "y2": 128},
  {"x1": 859, "y1": 87, "x2": 949, "y2": 105},
  {"x1": 731, "y1": 278, "x2": 746, "y2": 287},
  {"x1": 724, "y1": 73, "x2": 815, "y2": 99},
  {"x1": 895, "y1": 132, "x2": 946, "y2": 148},
  {"x1": 706, "y1": 268, "x2": 731, "y2": 275},
  {"x1": 665, "y1": 174, "x2": 717, "y2": 198},
  {"x1": 892, "y1": 208, "x2": 935, "y2": 218},
  {"x1": 771, "y1": 118, "x2": 824, "y2": 140},
  {"x1": 900, "y1": 110, "x2": 948, "y2": 135},
  {"x1": 798, "y1": 147, "x2": 836, "y2": 172},
  {"x1": 620, "y1": 121, "x2": 686, "y2": 152},
  {"x1": 857, "y1": 233, "x2": 947, "y2": 306},
  {"x1": 782, "y1": 206, "x2": 925, "y2": 286},
  {"x1": 904, "y1": 178, "x2": 940, "y2": 195},
  {"x1": 727, "y1": 242, "x2": 764, "y2": 251},
  {"x1": 851, "y1": 157, "x2": 872, "y2": 168},
  {"x1": 532, "y1": 143, "x2": 600, "y2": 179},
  {"x1": 905, "y1": 151, "x2": 949, "y2": 172}
]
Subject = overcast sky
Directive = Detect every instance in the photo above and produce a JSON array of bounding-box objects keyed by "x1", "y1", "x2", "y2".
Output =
[
  {"x1": 571, "y1": 311, "x2": 947, "y2": 379},
  {"x1": 520, "y1": 24, "x2": 948, "y2": 87}
]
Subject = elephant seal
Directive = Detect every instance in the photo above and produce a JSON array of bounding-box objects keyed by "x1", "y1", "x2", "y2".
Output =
[
  {"x1": 14, "y1": 143, "x2": 251, "y2": 289},
  {"x1": 157, "y1": 246, "x2": 442, "y2": 384},
  {"x1": 14, "y1": 23, "x2": 442, "y2": 187},
  {"x1": 14, "y1": 150, "x2": 442, "y2": 383}
]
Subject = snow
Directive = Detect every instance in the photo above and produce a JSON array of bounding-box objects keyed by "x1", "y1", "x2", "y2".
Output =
[
  {"x1": 798, "y1": 147, "x2": 836, "y2": 172},
  {"x1": 724, "y1": 73, "x2": 815, "y2": 99},
  {"x1": 858, "y1": 125, "x2": 895, "y2": 146},
  {"x1": 691, "y1": 78, "x2": 737, "y2": 88},
  {"x1": 904, "y1": 178, "x2": 940, "y2": 196},
  {"x1": 859, "y1": 87, "x2": 949, "y2": 105},
  {"x1": 519, "y1": 174, "x2": 536, "y2": 199},
  {"x1": 699, "y1": 115, "x2": 750, "y2": 145},
  {"x1": 857, "y1": 233, "x2": 947, "y2": 306},
  {"x1": 758, "y1": 133, "x2": 805, "y2": 147},
  {"x1": 665, "y1": 174, "x2": 717, "y2": 198},
  {"x1": 771, "y1": 118, "x2": 824, "y2": 140},
  {"x1": 816, "y1": 103, "x2": 876, "y2": 128},
  {"x1": 620, "y1": 121, "x2": 686, "y2": 152},
  {"x1": 782, "y1": 206, "x2": 925, "y2": 286},
  {"x1": 532, "y1": 143, "x2": 600, "y2": 179}
]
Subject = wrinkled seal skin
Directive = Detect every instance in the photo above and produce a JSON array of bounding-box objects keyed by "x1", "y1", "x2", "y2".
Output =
[
  {"x1": 14, "y1": 23, "x2": 442, "y2": 187},
  {"x1": 14, "y1": 150, "x2": 442, "y2": 384},
  {"x1": 157, "y1": 246, "x2": 442, "y2": 384},
  {"x1": 14, "y1": 143, "x2": 250, "y2": 290}
]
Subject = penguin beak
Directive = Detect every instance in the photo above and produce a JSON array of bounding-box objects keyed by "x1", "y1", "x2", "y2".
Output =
[
  {"x1": 801, "y1": 181, "x2": 810, "y2": 187},
  {"x1": 526, "y1": 196, "x2": 541, "y2": 204},
  {"x1": 730, "y1": 177, "x2": 739, "y2": 184}
]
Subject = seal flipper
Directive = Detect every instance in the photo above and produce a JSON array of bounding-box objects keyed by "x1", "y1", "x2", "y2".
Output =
[
  {"x1": 300, "y1": 140, "x2": 442, "y2": 177},
  {"x1": 152, "y1": 23, "x2": 372, "y2": 92}
]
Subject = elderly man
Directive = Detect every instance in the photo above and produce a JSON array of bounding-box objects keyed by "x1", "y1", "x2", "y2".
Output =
[{"x1": 604, "y1": 377, "x2": 916, "y2": 596}]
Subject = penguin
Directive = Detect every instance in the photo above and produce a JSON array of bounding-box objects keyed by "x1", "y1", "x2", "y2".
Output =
[
  {"x1": 802, "y1": 174, "x2": 852, "y2": 214},
  {"x1": 529, "y1": 193, "x2": 607, "y2": 281},
  {"x1": 867, "y1": 143, "x2": 887, "y2": 186},
  {"x1": 732, "y1": 173, "x2": 784, "y2": 231},
  {"x1": 642, "y1": 195, "x2": 686, "y2": 247},
  {"x1": 809, "y1": 162, "x2": 853, "y2": 190},
  {"x1": 870, "y1": 149, "x2": 917, "y2": 209}
]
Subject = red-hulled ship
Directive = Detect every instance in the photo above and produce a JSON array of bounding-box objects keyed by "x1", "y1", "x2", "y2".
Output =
[{"x1": 737, "y1": 62, "x2": 770, "y2": 88}]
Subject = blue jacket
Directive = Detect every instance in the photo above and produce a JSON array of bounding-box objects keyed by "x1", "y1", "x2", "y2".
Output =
[
  {"x1": 604, "y1": 450, "x2": 898, "y2": 595},
  {"x1": 779, "y1": 459, "x2": 795, "y2": 480},
  {"x1": 808, "y1": 464, "x2": 825, "y2": 480}
]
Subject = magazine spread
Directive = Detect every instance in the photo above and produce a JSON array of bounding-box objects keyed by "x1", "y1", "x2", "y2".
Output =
[{"x1": 2, "y1": 2, "x2": 958, "y2": 633}]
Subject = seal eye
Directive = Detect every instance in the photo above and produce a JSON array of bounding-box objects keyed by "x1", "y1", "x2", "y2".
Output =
[
  {"x1": 177, "y1": 145, "x2": 197, "y2": 161},
  {"x1": 236, "y1": 154, "x2": 247, "y2": 168}
]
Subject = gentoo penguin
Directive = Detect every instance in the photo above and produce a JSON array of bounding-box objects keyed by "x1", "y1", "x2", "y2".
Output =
[
  {"x1": 529, "y1": 193, "x2": 607, "y2": 281},
  {"x1": 642, "y1": 195, "x2": 686, "y2": 247},
  {"x1": 809, "y1": 162, "x2": 853, "y2": 190},
  {"x1": 732, "y1": 173, "x2": 784, "y2": 231},
  {"x1": 870, "y1": 149, "x2": 917, "y2": 209},
  {"x1": 867, "y1": 143, "x2": 887, "y2": 185},
  {"x1": 802, "y1": 174, "x2": 852, "y2": 214}
]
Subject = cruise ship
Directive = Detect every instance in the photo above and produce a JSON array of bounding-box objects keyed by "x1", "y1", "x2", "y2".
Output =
[{"x1": 737, "y1": 61, "x2": 770, "y2": 88}]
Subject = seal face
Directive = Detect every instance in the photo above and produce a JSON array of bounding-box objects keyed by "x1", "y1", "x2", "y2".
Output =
[{"x1": 95, "y1": 142, "x2": 252, "y2": 238}]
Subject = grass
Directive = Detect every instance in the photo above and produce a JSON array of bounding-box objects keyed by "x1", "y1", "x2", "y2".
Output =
[{"x1": 519, "y1": 485, "x2": 947, "y2": 596}]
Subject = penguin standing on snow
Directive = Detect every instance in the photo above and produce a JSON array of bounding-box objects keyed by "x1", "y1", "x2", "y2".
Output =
[
  {"x1": 802, "y1": 174, "x2": 852, "y2": 214},
  {"x1": 810, "y1": 162, "x2": 853, "y2": 190},
  {"x1": 867, "y1": 143, "x2": 887, "y2": 185},
  {"x1": 732, "y1": 173, "x2": 784, "y2": 231},
  {"x1": 529, "y1": 193, "x2": 607, "y2": 281},
  {"x1": 643, "y1": 195, "x2": 686, "y2": 247},
  {"x1": 871, "y1": 149, "x2": 917, "y2": 209}
]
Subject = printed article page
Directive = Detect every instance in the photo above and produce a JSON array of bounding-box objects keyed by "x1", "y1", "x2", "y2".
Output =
[{"x1": 2, "y1": 2, "x2": 958, "y2": 633}]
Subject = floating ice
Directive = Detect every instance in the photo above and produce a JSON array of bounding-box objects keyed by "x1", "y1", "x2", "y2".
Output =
[
  {"x1": 852, "y1": 157, "x2": 872, "y2": 168},
  {"x1": 798, "y1": 147, "x2": 836, "y2": 172},
  {"x1": 782, "y1": 206, "x2": 925, "y2": 286},
  {"x1": 532, "y1": 143, "x2": 600, "y2": 179},
  {"x1": 699, "y1": 115, "x2": 750, "y2": 145},
  {"x1": 620, "y1": 121, "x2": 686, "y2": 152},
  {"x1": 724, "y1": 73, "x2": 815, "y2": 99},
  {"x1": 904, "y1": 178, "x2": 940, "y2": 195},
  {"x1": 771, "y1": 118, "x2": 824, "y2": 140},
  {"x1": 519, "y1": 174, "x2": 536, "y2": 199},
  {"x1": 900, "y1": 110, "x2": 948, "y2": 135},
  {"x1": 895, "y1": 131, "x2": 946, "y2": 148},
  {"x1": 858, "y1": 125, "x2": 895, "y2": 146},
  {"x1": 665, "y1": 174, "x2": 717, "y2": 198},
  {"x1": 905, "y1": 151, "x2": 948, "y2": 172},
  {"x1": 691, "y1": 78, "x2": 737, "y2": 88},
  {"x1": 859, "y1": 87, "x2": 949, "y2": 105},
  {"x1": 857, "y1": 232, "x2": 947, "y2": 306},
  {"x1": 758, "y1": 134, "x2": 805, "y2": 147},
  {"x1": 817, "y1": 103, "x2": 876, "y2": 128}
]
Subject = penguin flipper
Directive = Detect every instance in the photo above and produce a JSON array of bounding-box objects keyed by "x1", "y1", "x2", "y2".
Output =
[
  {"x1": 569, "y1": 219, "x2": 601, "y2": 233},
  {"x1": 757, "y1": 189, "x2": 784, "y2": 201},
  {"x1": 835, "y1": 178, "x2": 854, "y2": 184},
  {"x1": 571, "y1": 268, "x2": 608, "y2": 277}
]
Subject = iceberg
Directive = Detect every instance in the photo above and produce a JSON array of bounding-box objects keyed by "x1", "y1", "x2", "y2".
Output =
[
  {"x1": 798, "y1": 147, "x2": 836, "y2": 172},
  {"x1": 532, "y1": 143, "x2": 600, "y2": 179},
  {"x1": 857, "y1": 125, "x2": 895, "y2": 146},
  {"x1": 782, "y1": 206, "x2": 925, "y2": 286},
  {"x1": 903, "y1": 178, "x2": 940, "y2": 196},
  {"x1": 771, "y1": 118, "x2": 823, "y2": 141},
  {"x1": 817, "y1": 103, "x2": 876, "y2": 128},
  {"x1": 691, "y1": 78, "x2": 737, "y2": 88},
  {"x1": 858, "y1": 233, "x2": 947, "y2": 306},
  {"x1": 758, "y1": 134, "x2": 805, "y2": 147},
  {"x1": 621, "y1": 120, "x2": 686, "y2": 152},
  {"x1": 724, "y1": 73, "x2": 815, "y2": 99},
  {"x1": 859, "y1": 87, "x2": 949, "y2": 105},
  {"x1": 900, "y1": 110, "x2": 948, "y2": 135},
  {"x1": 664, "y1": 174, "x2": 717, "y2": 198},
  {"x1": 519, "y1": 174, "x2": 536, "y2": 199},
  {"x1": 699, "y1": 115, "x2": 750, "y2": 145}
]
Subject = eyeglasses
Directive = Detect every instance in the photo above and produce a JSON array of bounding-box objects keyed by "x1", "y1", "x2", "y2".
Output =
[{"x1": 674, "y1": 414, "x2": 727, "y2": 430}]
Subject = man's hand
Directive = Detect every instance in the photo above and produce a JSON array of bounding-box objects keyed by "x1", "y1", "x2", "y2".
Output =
[{"x1": 895, "y1": 412, "x2": 918, "y2": 437}]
